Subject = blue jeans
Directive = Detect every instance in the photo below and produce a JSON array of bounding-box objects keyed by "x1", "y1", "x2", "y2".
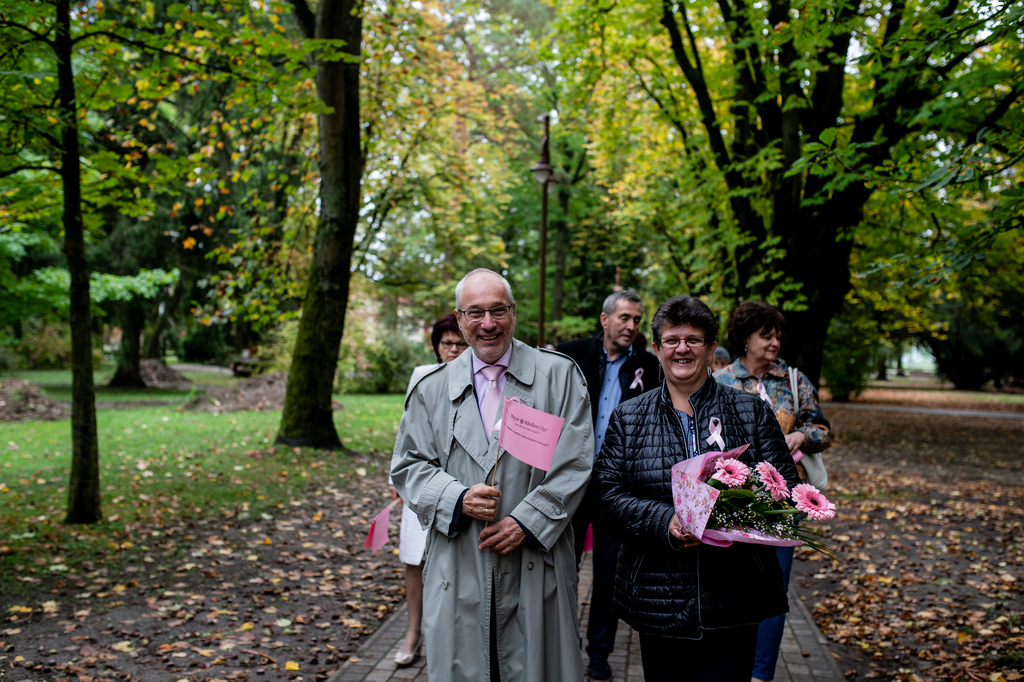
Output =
[{"x1": 752, "y1": 546, "x2": 795, "y2": 681}]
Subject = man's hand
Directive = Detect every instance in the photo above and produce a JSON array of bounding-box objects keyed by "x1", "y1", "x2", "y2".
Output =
[
  {"x1": 461, "y1": 483, "x2": 501, "y2": 522},
  {"x1": 669, "y1": 514, "x2": 702, "y2": 548},
  {"x1": 785, "y1": 431, "x2": 807, "y2": 454},
  {"x1": 389, "y1": 485, "x2": 400, "y2": 502},
  {"x1": 478, "y1": 517, "x2": 526, "y2": 555}
]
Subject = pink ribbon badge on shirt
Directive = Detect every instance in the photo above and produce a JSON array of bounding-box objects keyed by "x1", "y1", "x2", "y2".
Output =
[
  {"x1": 705, "y1": 417, "x2": 725, "y2": 450},
  {"x1": 629, "y1": 368, "x2": 644, "y2": 391},
  {"x1": 756, "y1": 381, "x2": 773, "y2": 407}
]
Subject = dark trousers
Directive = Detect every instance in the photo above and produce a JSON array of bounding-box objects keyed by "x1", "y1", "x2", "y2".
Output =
[
  {"x1": 572, "y1": 486, "x2": 620, "y2": 669},
  {"x1": 639, "y1": 625, "x2": 759, "y2": 682}
]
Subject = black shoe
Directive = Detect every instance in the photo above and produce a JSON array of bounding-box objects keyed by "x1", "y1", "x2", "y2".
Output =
[{"x1": 587, "y1": 659, "x2": 612, "y2": 682}]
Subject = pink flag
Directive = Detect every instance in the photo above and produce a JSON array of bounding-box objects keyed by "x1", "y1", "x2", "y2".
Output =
[
  {"x1": 364, "y1": 505, "x2": 391, "y2": 552},
  {"x1": 496, "y1": 398, "x2": 565, "y2": 471},
  {"x1": 582, "y1": 523, "x2": 594, "y2": 552}
]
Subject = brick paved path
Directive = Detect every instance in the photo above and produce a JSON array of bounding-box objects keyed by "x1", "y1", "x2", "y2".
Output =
[{"x1": 330, "y1": 554, "x2": 844, "y2": 682}]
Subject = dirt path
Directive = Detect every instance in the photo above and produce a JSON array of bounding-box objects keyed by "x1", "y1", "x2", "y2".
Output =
[{"x1": 791, "y1": 407, "x2": 1024, "y2": 681}]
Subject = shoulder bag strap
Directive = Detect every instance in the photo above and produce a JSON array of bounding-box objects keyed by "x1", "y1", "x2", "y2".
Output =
[{"x1": 789, "y1": 366, "x2": 800, "y2": 417}]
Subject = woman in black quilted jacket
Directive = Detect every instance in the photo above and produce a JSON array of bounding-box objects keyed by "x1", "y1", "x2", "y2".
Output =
[{"x1": 593, "y1": 295, "x2": 800, "y2": 682}]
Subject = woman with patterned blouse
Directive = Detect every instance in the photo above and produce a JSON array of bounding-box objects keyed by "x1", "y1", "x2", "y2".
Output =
[{"x1": 714, "y1": 301, "x2": 831, "y2": 682}]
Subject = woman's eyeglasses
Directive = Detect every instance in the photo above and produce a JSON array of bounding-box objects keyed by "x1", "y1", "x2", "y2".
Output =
[
  {"x1": 439, "y1": 340, "x2": 469, "y2": 349},
  {"x1": 457, "y1": 305, "x2": 512, "y2": 322},
  {"x1": 659, "y1": 337, "x2": 707, "y2": 349}
]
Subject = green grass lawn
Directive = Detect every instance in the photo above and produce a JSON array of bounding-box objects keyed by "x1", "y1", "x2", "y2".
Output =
[
  {"x1": 173, "y1": 369, "x2": 241, "y2": 387},
  {"x1": 6, "y1": 367, "x2": 115, "y2": 386},
  {"x1": 6, "y1": 364, "x2": 240, "y2": 389},
  {"x1": 0, "y1": 394, "x2": 405, "y2": 590},
  {"x1": 38, "y1": 386, "x2": 201, "y2": 403}
]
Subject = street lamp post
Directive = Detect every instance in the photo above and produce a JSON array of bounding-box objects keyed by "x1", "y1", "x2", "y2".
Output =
[{"x1": 530, "y1": 114, "x2": 553, "y2": 348}]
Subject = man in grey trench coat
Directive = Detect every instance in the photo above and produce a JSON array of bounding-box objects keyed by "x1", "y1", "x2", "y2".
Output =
[{"x1": 391, "y1": 268, "x2": 594, "y2": 682}]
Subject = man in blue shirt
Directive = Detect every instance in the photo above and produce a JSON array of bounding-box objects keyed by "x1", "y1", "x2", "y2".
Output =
[{"x1": 557, "y1": 290, "x2": 660, "y2": 682}]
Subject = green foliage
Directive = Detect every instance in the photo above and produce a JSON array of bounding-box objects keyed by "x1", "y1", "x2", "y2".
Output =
[
  {"x1": 181, "y1": 324, "x2": 228, "y2": 364},
  {"x1": 336, "y1": 334, "x2": 433, "y2": 395},
  {"x1": 256, "y1": 318, "x2": 301, "y2": 375},
  {"x1": 820, "y1": 306, "x2": 877, "y2": 402},
  {"x1": 923, "y1": 234, "x2": 1024, "y2": 389},
  {"x1": 16, "y1": 319, "x2": 72, "y2": 370},
  {"x1": 546, "y1": 315, "x2": 597, "y2": 345}
]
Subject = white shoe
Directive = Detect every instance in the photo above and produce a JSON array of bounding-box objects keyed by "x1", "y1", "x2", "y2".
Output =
[{"x1": 394, "y1": 633, "x2": 423, "y2": 667}]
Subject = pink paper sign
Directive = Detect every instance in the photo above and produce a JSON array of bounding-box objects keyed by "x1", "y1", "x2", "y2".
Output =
[
  {"x1": 497, "y1": 398, "x2": 565, "y2": 471},
  {"x1": 670, "y1": 465, "x2": 720, "y2": 539},
  {"x1": 364, "y1": 505, "x2": 391, "y2": 552}
]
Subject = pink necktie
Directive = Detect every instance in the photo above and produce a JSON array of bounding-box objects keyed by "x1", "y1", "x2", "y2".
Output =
[{"x1": 479, "y1": 364, "x2": 504, "y2": 438}]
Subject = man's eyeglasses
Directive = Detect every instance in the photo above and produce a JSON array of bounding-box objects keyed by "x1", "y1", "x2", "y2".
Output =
[
  {"x1": 659, "y1": 337, "x2": 707, "y2": 349},
  {"x1": 439, "y1": 340, "x2": 469, "y2": 349},
  {"x1": 457, "y1": 305, "x2": 513, "y2": 322}
]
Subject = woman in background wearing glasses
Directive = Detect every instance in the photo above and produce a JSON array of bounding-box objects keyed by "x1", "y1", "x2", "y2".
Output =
[
  {"x1": 389, "y1": 312, "x2": 469, "y2": 666},
  {"x1": 594, "y1": 296, "x2": 799, "y2": 681},
  {"x1": 714, "y1": 301, "x2": 831, "y2": 682}
]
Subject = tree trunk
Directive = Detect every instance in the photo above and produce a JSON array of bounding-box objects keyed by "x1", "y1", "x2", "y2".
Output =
[
  {"x1": 57, "y1": 0, "x2": 101, "y2": 524},
  {"x1": 551, "y1": 184, "x2": 571, "y2": 321},
  {"x1": 108, "y1": 307, "x2": 146, "y2": 387},
  {"x1": 143, "y1": 281, "x2": 183, "y2": 359},
  {"x1": 277, "y1": 0, "x2": 362, "y2": 449}
]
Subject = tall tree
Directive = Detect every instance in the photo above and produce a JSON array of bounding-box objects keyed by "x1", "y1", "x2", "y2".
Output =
[
  {"x1": 275, "y1": 0, "x2": 363, "y2": 448},
  {"x1": 1, "y1": 0, "x2": 104, "y2": 522},
  {"x1": 559, "y1": 0, "x2": 1024, "y2": 383}
]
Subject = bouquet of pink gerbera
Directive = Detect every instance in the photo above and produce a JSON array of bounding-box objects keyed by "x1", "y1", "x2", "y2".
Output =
[{"x1": 671, "y1": 444, "x2": 838, "y2": 559}]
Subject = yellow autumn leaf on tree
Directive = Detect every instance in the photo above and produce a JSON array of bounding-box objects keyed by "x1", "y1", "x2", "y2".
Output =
[{"x1": 182, "y1": 237, "x2": 197, "y2": 250}]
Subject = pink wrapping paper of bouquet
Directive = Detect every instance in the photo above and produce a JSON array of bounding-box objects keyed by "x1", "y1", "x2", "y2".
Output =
[{"x1": 670, "y1": 445, "x2": 802, "y2": 548}]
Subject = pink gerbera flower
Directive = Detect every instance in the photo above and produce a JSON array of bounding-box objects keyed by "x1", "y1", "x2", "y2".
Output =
[
  {"x1": 711, "y1": 458, "x2": 750, "y2": 487},
  {"x1": 792, "y1": 483, "x2": 836, "y2": 520},
  {"x1": 755, "y1": 461, "x2": 790, "y2": 501}
]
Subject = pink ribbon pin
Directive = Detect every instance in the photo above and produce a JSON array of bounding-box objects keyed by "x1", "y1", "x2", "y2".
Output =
[
  {"x1": 756, "y1": 381, "x2": 773, "y2": 407},
  {"x1": 629, "y1": 368, "x2": 644, "y2": 391},
  {"x1": 705, "y1": 417, "x2": 725, "y2": 450}
]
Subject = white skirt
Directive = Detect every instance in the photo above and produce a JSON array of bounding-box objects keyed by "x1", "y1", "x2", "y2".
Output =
[{"x1": 398, "y1": 502, "x2": 427, "y2": 565}]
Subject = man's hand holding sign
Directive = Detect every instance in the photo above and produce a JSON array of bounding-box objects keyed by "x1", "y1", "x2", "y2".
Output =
[{"x1": 478, "y1": 398, "x2": 566, "y2": 554}]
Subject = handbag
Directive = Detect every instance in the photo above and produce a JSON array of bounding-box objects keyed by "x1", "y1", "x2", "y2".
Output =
[{"x1": 789, "y1": 365, "x2": 829, "y2": 490}]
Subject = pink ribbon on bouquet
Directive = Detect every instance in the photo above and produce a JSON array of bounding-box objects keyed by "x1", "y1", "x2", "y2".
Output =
[
  {"x1": 705, "y1": 417, "x2": 725, "y2": 450},
  {"x1": 629, "y1": 368, "x2": 644, "y2": 391}
]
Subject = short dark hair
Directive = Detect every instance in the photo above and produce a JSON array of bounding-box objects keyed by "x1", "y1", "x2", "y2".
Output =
[
  {"x1": 650, "y1": 296, "x2": 718, "y2": 346},
  {"x1": 602, "y1": 290, "x2": 643, "y2": 317},
  {"x1": 430, "y1": 312, "x2": 462, "y2": 363},
  {"x1": 727, "y1": 301, "x2": 786, "y2": 355}
]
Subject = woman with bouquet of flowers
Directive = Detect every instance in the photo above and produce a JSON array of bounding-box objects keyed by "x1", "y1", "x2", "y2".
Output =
[
  {"x1": 714, "y1": 301, "x2": 832, "y2": 682},
  {"x1": 594, "y1": 295, "x2": 800, "y2": 682}
]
